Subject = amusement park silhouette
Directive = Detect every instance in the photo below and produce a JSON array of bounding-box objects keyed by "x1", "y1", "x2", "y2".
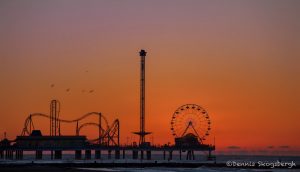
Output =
[
  {"x1": 1, "y1": 1, "x2": 299, "y2": 171},
  {"x1": 0, "y1": 50, "x2": 215, "y2": 162}
]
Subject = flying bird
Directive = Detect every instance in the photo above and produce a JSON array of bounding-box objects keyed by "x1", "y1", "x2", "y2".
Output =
[
  {"x1": 66, "y1": 88, "x2": 70, "y2": 92},
  {"x1": 89, "y1": 90, "x2": 94, "y2": 93},
  {"x1": 50, "y1": 84, "x2": 55, "y2": 88}
]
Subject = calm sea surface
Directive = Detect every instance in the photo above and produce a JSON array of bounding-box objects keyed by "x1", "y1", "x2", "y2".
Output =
[{"x1": 1, "y1": 153, "x2": 299, "y2": 171}]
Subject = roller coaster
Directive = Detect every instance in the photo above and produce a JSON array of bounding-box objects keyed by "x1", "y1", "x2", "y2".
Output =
[{"x1": 20, "y1": 100, "x2": 120, "y2": 146}]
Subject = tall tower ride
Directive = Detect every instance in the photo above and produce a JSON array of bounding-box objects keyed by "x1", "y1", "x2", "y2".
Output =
[{"x1": 134, "y1": 49, "x2": 151, "y2": 145}]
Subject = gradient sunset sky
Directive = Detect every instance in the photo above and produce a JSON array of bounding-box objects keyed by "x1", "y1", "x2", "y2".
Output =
[{"x1": 0, "y1": 1, "x2": 299, "y2": 153}]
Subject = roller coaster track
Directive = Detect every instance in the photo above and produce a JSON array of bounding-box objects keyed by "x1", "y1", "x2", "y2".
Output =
[
  {"x1": 21, "y1": 112, "x2": 109, "y2": 137},
  {"x1": 77, "y1": 122, "x2": 106, "y2": 134},
  {"x1": 101, "y1": 119, "x2": 120, "y2": 146},
  {"x1": 76, "y1": 122, "x2": 106, "y2": 143}
]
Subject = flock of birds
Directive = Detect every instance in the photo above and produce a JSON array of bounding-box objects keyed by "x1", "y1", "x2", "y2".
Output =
[
  {"x1": 50, "y1": 84, "x2": 95, "y2": 94},
  {"x1": 50, "y1": 70, "x2": 95, "y2": 94}
]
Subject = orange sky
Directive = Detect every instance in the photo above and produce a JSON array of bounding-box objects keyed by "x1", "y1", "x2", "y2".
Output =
[{"x1": 0, "y1": 1, "x2": 299, "y2": 153}]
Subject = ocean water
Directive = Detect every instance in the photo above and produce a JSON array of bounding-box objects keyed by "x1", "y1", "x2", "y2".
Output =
[
  {"x1": 76, "y1": 167, "x2": 300, "y2": 172},
  {"x1": 1, "y1": 152, "x2": 299, "y2": 171}
]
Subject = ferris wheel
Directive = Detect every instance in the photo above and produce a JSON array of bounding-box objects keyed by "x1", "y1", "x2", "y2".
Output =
[{"x1": 170, "y1": 104, "x2": 211, "y2": 143}]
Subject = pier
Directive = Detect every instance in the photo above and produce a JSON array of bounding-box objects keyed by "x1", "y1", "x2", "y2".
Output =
[{"x1": 0, "y1": 144, "x2": 215, "y2": 161}]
